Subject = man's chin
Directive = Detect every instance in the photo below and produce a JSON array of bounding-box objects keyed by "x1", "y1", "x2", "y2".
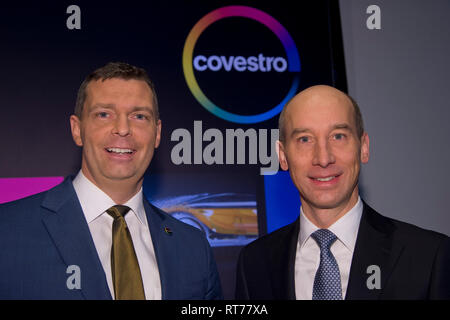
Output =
[
  {"x1": 102, "y1": 171, "x2": 141, "y2": 182},
  {"x1": 302, "y1": 195, "x2": 345, "y2": 210},
  {"x1": 310, "y1": 202, "x2": 340, "y2": 210},
  {"x1": 302, "y1": 191, "x2": 359, "y2": 212}
]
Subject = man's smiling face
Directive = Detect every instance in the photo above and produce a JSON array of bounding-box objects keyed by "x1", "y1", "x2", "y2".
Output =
[
  {"x1": 70, "y1": 78, "x2": 161, "y2": 188},
  {"x1": 278, "y1": 85, "x2": 369, "y2": 214}
]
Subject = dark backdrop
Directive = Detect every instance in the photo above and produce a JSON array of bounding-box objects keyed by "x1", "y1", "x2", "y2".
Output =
[{"x1": 0, "y1": 0, "x2": 346, "y2": 299}]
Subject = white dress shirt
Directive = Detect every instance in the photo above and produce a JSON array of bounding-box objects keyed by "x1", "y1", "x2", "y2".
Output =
[
  {"x1": 295, "y1": 197, "x2": 363, "y2": 300},
  {"x1": 72, "y1": 170, "x2": 161, "y2": 300}
]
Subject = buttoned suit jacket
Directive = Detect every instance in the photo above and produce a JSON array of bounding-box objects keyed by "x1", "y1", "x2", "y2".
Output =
[
  {"x1": 235, "y1": 201, "x2": 450, "y2": 299},
  {"x1": 0, "y1": 177, "x2": 223, "y2": 299}
]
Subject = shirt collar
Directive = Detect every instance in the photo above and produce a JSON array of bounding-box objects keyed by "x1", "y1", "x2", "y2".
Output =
[
  {"x1": 299, "y1": 196, "x2": 363, "y2": 252},
  {"x1": 72, "y1": 170, "x2": 147, "y2": 226}
]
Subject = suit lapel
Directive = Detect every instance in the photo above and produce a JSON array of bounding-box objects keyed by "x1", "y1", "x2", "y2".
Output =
[
  {"x1": 268, "y1": 218, "x2": 299, "y2": 300},
  {"x1": 143, "y1": 199, "x2": 178, "y2": 300},
  {"x1": 346, "y1": 202, "x2": 404, "y2": 300},
  {"x1": 41, "y1": 178, "x2": 111, "y2": 300}
]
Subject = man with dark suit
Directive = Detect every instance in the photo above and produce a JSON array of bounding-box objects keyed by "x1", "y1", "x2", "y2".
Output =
[
  {"x1": 0, "y1": 62, "x2": 223, "y2": 300},
  {"x1": 235, "y1": 85, "x2": 450, "y2": 300}
]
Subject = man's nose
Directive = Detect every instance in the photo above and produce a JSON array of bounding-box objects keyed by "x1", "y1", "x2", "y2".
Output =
[
  {"x1": 312, "y1": 140, "x2": 335, "y2": 167},
  {"x1": 112, "y1": 115, "x2": 131, "y2": 137}
]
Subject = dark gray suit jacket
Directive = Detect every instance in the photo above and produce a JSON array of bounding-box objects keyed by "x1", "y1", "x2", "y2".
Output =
[{"x1": 236, "y1": 201, "x2": 450, "y2": 299}]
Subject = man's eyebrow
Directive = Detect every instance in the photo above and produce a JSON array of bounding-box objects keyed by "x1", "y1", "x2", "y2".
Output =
[
  {"x1": 90, "y1": 104, "x2": 154, "y2": 115},
  {"x1": 289, "y1": 124, "x2": 352, "y2": 137},
  {"x1": 332, "y1": 123, "x2": 352, "y2": 131},
  {"x1": 91, "y1": 103, "x2": 115, "y2": 110},
  {"x1": 132, "y1": 106, "x2": 154, "y2": 114},
  {"x1": 290, "y1": 128, "x2": 311, "y2": 137}
]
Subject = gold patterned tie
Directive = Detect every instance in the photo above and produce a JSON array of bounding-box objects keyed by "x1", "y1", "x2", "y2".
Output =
[{"x1": 106, "y1": 205, "x2": 145, "y2": 300}]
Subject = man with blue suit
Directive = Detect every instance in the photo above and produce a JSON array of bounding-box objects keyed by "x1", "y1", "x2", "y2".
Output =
[{"x1": 0, "y1": 62, "x2": 223, "y2": 300}]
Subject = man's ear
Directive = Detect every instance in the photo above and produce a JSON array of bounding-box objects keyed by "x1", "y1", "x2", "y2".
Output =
[
  {"x1": 360, "y1": 132, "x2": 370, "y2": 164},
  {"x1": 154, "y1": 119, "x2": 162, "y2": 149},
  {"x1": 70, "y1": 115, "x2": 83, "y2": 147},
  {"x1": 277, "y1": 140, "x2": 289, "y2": 171}
]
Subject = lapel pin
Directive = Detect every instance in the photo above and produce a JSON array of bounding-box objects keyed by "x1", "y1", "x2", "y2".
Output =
[{"x1": 164, "y1": 227, "x2": 172, "y2": 235}]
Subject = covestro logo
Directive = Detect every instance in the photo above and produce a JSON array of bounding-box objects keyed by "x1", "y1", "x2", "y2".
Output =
[
  {"x1": 193, "y1": 53, "x2": 288, "y2": 72},
  {"x1": 182, "y1": 5, "x2": 301, "y2": 124}
]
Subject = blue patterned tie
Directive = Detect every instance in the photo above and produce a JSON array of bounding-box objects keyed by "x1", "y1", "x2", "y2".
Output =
[{"x1": 311, "y1": 229, "x2": 343, "y2": 300}]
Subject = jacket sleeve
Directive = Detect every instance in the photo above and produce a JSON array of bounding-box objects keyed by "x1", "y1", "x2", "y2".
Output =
[
  {"x1": 235, "y1": 247, "x2": 250, "y2": 300},
  {"x1": 204, "y1": 238, "x2": 224, "y2": 300},
  {"x1": 429, "y1": 236, "x2": 450, "y2": 299}
]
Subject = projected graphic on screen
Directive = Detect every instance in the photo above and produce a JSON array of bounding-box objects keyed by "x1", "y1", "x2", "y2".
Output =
[
  {"x1": 1, "y1": 1, "x2": 347, "y2": 298},
  {"x1": 182, "y1": 5, "x2": 301, "y2": 124},
  {"x1": 153, "y1": 193, "x2": 257, "y2": 247},
  {"x1": 0, "y1": 177, "x2": 64, "y2": 204}
]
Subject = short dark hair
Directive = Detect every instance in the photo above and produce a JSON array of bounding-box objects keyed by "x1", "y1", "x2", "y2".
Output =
[
  {"x1": 74, "y1": 62, "x2": 159, "y2": 120},
  {"x1": 278, "y1": 92, "x2": 365, "y2": 142}
]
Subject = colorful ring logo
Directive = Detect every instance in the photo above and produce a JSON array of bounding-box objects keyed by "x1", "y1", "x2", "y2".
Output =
[{"x1": 182, "y1": 6, "x2": 301, "y2": 124}]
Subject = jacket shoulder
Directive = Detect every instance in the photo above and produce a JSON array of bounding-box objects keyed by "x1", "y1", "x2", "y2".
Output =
[
  {"x1": 243, "y1": 218, "x2": 299, "y2": 255},
  {"x1": 389, "y1": 216, "x2": 449, "y2": 248},
  {"x1": 0, "y1": 177, "x2": 75, "y2": 220},
  {"x1": 364, "y1": 202, "x2": 449, "y2": 247},
  {"x1": 0, "y1": 190, "x2": 48, "y2": 221}
]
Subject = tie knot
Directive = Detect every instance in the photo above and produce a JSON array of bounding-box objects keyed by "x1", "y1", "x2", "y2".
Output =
[
  {"x1": 107, "y1": 205, "x2": 131, "y2": 220},
  {"x1": 311, "y1": 229, "x2": 338, "y2": 250}
]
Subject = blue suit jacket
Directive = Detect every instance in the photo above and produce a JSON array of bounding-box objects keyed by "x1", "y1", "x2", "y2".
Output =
[{"x1": 0, "y1": 177, "x2": 223, "y2": 299}]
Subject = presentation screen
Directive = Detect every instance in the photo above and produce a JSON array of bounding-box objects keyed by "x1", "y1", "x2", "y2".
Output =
[{"x1": 0, "y1": 0, "x2": 347, "y2": 298}]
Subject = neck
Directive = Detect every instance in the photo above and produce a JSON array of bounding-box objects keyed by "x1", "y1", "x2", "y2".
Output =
[
  {"x1": 301, "y1": 191, "x2": 359, "y2": 229},
  {"x1": 100, "y1": 182, "x2": 142, "y2": 205},
  {"x1": 81, "y1": 169, "x2": 142, "y2": 204}
]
